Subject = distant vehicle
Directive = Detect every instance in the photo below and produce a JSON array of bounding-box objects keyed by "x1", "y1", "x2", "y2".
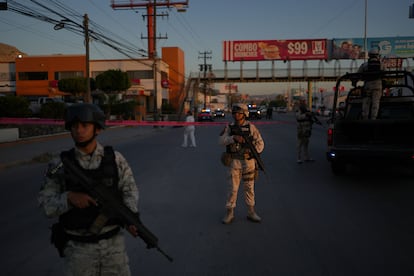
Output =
[
  {"x1": 322, "y1": 109, "x2": 332, "y2": 117},
  {"x1": 247, "y1": 104, "x2": 262, "y2": 119},
  {"x1": 29, "y1": 97, "x2": 64, "y2": 114},
  {"x1": 213, "y1": 109, "x2": 225, "y2": 118},
  {"x1": 197, "y1": 110, "x2": 214, "y2": 122},
  {"x1": 276, "y1": 106, "x2": 287, "y2": 113}
]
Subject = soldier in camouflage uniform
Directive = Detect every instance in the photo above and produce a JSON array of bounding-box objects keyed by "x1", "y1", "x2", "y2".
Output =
[
  {"x1": 38, "y1": 103, "x2": 138, "y2": 276},
  {"x1": 296, "y1": 99, "x2": 315, "y2": 164},
  {"x1": 219, "y1": 103, "x2": 265, "y2": 224},
  {"x1": 358, "y1": 47, "x2": 383, "y2": 120}
]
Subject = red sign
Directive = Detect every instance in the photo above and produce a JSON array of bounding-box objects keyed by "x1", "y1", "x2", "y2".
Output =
[
  {"x1": 333, "y1": 86, "x2": 345, "y2": 92},
  {"x1": 132, "y1": 79, "x2": 141, "y2": 85},
  {"x1": 161, "y1": 79, "x2": 169, "y2": 88},
  {"x1": 222, "y1": 39, "x2": 328, "y2": 61},
  {"x1": 49, "y1": 80, "x2": 58, "y2": 88},
  {"x1": 382, "y1": 58, "x2": 403, "y2": 69}
]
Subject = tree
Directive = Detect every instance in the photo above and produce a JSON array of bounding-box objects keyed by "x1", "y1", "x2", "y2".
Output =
[
  {"x1": 58, "y1": 77, "x2": 95, "y2": 100},
  {"x1": 95, "y1": 69, "x2": 131, "y2": 93},
  {"x1": 95, "y1": 69, "x2": 132, "y2": 118}
]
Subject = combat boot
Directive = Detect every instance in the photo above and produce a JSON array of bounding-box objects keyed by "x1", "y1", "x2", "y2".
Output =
[
  {"x1": 247, "y1": 206, "x2": 261, "y2": 223},
  {"x1": 222, "y1": 208, "x2": 234, "y2": 224}
]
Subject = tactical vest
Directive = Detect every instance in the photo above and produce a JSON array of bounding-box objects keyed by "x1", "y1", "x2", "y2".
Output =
[
  {"x1": 59, "y1": 146, "x2": 121, "y2": 230},
  {"x1": 366, "y1": 58, "x2": 381, "y2": 81},
  {"x1": 226, "y1": 124, "x2": 251, "y2": 156},
  {"x1": 367, "y1": 58, "x2": 381, "y2": 72}
]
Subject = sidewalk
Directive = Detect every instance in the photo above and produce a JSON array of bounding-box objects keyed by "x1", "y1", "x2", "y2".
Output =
[{"x1": 0, "y1": 126, "x2": 160, "y2": 170}]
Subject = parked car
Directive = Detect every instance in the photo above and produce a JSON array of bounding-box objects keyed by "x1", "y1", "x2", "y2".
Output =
[
  {"x1": 29, "y1": 97, "x2": 64, "y2": 114},
  {"x1": 197, "y1": 110, "x2": 214, "y2": 122},
  {"x1": 276, "y1": 106, "x2": 287, "y2": 113},
  {"x1": 213, "y1": 109, "x2": 225, "y2": 118}
]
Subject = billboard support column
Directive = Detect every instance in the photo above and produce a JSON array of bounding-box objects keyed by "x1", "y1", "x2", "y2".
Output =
[{"x1": 308, "y1": 81, "x2": 312, "y2": 111}]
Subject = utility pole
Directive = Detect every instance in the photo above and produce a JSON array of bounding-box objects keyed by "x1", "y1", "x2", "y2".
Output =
[
  {"x1": 198, "y1": 51, "x2": 212, "y2": 109},
  {"x1": 111, "y1": 0, "x2": 188, "y2": 120},
  {"x1": 83, "y1": 14, "x2": 91, "y2": 103}
]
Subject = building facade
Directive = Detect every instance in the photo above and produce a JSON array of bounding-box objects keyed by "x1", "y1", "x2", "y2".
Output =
[{"x1": 1, "y1": 47, "x2": 186, "y2": 117}]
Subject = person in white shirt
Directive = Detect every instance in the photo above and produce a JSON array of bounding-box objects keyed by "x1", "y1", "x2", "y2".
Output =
[{"x1": 182, "y1": 111, "x2": 196, "y2": 147}]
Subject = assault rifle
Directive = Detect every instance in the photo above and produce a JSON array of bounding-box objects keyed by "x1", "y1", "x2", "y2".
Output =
[
  {"x1": 310, "y1": 112, "x2": 323, "y2": 127},
  {"x1": 61, "y1": 156, "x2": 173, "y2": 262},
  {"x1": 233, "y1": 124, "x2": 266, "y2": 173}
]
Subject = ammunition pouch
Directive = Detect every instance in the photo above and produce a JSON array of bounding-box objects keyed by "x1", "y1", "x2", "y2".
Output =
[
  {"x1": 220, "y1": 152, "x2": 232, "y2": 167},
  {"x1": 50, "y1": 222, "x2": 68, "y2": 258}
]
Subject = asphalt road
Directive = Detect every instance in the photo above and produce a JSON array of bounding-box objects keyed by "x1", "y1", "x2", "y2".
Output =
[{"x1": 1, "y1": 113, "x2": 414, "y2": 276}]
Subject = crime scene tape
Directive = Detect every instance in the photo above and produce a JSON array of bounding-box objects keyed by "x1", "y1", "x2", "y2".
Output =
[{"x1": 0, "y1": 117, "x2": 291, "y2": 127}]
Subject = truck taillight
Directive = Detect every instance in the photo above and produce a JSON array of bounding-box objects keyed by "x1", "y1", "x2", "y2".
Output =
[{"x1": 327, "y1": 128, "x2": 333, "y2": 146}]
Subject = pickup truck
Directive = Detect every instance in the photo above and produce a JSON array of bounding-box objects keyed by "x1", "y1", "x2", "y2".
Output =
[
  {"x1": 29, "y1": 97, "x2": 64, "y2": 114},
  {"x1": 326, "y1": 70, "x2": 414, "y2": 175}
]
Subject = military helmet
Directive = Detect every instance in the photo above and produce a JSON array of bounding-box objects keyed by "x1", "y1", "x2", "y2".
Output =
[
  {"x1": 368, "y1": 47, "x2": 380, "y2": 57},
  {"x1": 232, "y1": 103, "x2": 249, "y2": 117},
  {"x1": 64, "y1": 103, "x2": 105, "y2": 130}
]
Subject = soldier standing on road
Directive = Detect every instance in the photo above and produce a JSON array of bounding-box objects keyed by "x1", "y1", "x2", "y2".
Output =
[
  {"x1": 38, "y1": 103, "x2": 139, "y2": 276},
  {"x1": 181, "y1": 110, "x2": 196, "y2": 148},
  {"x1": 296, "y1": 99, "x2": 315, "y2": 164},
  {"x1": 219, "y1": 103, "x2": 265, "y2": 224},
  {"x1": 358, "y1": 47, "x2": 383, "y2": 120}
]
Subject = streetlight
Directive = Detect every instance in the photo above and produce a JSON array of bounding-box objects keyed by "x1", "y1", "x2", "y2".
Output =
[{"x1": 364, "y1": 0, "x2": 368, "y2": 61}]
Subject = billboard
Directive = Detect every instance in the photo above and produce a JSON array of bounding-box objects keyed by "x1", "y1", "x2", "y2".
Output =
[
  {"x1": 331, "y1": 38, "x2": 365, "y2": 59},
  {"x1": 368, "y1": 37, "x2": 414, "y2": 58},
  {"x1": 222, "y1": 39, "x2": 328, "y2": 61},
  {"x1": 332, "y1": 37, "x2": 414, "y2": 59}
]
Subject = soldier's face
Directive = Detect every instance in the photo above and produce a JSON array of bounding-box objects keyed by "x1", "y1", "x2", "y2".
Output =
[
  {"x1": 70, "y1": 122, "x2": 99, "y2": 143},
  {"x1": 233, "y1": 112, "x2": 245, "y2": 123}
]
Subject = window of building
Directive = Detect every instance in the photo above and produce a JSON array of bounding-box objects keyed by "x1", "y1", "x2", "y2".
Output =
[
  {"x1": 127, "y1": 70, "x2": 153, "y2": 80},
  {"x1": 18, "y1": 72, "x2": 48, "y2": 80},
  {"x1": 54, "y1": 71, "x2": 83, "y2": 80},
  {"x1": 0, "y1": 72, "x2": 14, "y2": 81},
  {"x1": 161, "y1": 71, "x2": 168, "y2": 80}
]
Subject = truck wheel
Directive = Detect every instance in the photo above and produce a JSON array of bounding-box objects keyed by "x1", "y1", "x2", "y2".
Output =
[{"x1": 331, "y1": 161, "x2": 346, "y2": 175}]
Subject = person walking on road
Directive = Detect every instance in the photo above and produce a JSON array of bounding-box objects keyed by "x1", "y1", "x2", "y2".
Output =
[
  {"x1": 38, "y1": 103, "x2": 139, "y2": 276},
  {"x1": 358, "y1": 47, "x2": 383, "y2": 120},
  {"x1": 296, "y1": 99, "x2": 315, "y2": 164},
  {"x1": 182, "y1": 110, "x2": 196, "y2": 148},
  {"x1": 219, "y1": 103, "x2": 265, "y2": 224}
]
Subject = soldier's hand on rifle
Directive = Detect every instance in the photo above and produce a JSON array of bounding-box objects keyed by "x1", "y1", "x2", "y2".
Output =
[
  {"x1": 127, "y1": 225, "x2": 139, "y2": 237},
  {"x1": 67, "y1": 191, "x2": 97, "y2": 209},
  {"x1": 233, "y1": 135, "x2": 245, "y2": 143}
]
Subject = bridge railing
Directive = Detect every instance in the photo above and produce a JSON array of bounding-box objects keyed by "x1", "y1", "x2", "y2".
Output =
[{"x1": 190, "y1": 63, "x2": 412, "y2": 82}]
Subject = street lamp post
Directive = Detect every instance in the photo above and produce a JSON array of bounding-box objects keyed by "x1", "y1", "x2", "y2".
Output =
[
  {"x1": 153, "y1": 0, "x2": 159, "y2": 121},
  {"x1": 364, "y1": 0, "x2": 368, "y2": 61},
  {"x1": 83, "y1": 14, "x2": 91, "y2": 103}
]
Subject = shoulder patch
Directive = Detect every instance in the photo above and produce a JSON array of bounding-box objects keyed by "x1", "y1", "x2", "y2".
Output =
[{"x1": 45, "y1": 161, "x2": 63, "y2": 177}]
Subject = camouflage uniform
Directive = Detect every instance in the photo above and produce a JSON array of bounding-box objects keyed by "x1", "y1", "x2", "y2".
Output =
[
  {"x1": 296, "y1": 105, "x2": 313, "y2": 163},
  {"x1": 38, "y1": 142, "x2": 138, "y2": 276},
  {"x1": 358, "y1": 48, "x2": 383, "y2": 120},
  {"x1": 219, "y1": 120, "x2": 264, "y2": 222}
]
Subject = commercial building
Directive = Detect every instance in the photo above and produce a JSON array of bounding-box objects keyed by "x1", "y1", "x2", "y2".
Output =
[{"x1": 0, "y1": 46, "x2": 186, "y2": 119}]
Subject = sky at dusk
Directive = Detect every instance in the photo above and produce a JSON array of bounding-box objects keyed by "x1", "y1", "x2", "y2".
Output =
[{"x1": 1, "y1": 0, "x2": 413, "y2": 94}]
